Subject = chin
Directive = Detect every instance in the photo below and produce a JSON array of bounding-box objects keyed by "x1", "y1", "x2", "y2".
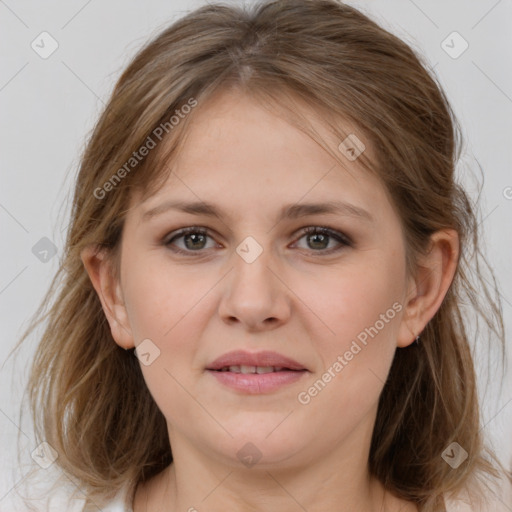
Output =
[{"x1": 208, "y1": 422, "x2": 309, "y2": 468}]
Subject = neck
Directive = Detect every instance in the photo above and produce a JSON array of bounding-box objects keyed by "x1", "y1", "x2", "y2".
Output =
[
  {"x1": 149, "y1": 461, "x2": 386, "y2": 512},
  {"x1": 137, "y1": 425, "x2": 392, "y2": 512}
]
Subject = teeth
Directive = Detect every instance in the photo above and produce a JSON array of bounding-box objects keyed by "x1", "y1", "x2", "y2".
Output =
[
  {"x1": 240, "y1": 365, "x2": 257, "y2": 374},
  {"x1": 221, "y1": 366, "x2": 285, "y2": 374},
  {"x1": 256, "y1": 366, "x2": 275, "y2": 374}
]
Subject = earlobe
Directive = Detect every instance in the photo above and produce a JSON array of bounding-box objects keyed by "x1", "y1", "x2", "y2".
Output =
[
  {"x1": 396, "y1": 229, "x2": 459, "y2": 348},
  {"x1": 80, "y1": 245, "x2": 135, "y2": 350}
]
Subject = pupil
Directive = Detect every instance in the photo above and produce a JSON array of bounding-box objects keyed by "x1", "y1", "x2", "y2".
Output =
[
  {"x1": 309, "y1": 233, "x2": 328, "y2": 250},
  {"x1": 185, "y1": 233, "x2": 206, "y2": 250}
]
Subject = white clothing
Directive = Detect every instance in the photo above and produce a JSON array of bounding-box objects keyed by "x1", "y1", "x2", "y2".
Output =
[{"x1": 98, "y1": 485, "x2": 133, "y2": 512}]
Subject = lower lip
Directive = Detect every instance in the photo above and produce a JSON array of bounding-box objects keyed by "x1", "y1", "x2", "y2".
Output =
[{"x1": 206, "y1": 369, "x2": 307, "y2": 394}]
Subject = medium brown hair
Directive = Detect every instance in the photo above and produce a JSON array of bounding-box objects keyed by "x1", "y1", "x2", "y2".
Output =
[{"x1": 11, "y1": 0, "x2": 508, "y2": 510}]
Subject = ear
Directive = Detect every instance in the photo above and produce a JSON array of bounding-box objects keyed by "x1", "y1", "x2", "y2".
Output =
[
  {"x1": 397, "y1": 228, "x2": 459, "y2": 348},
  {"x1": 80, "y1": 244, "x2": 135, "y2": 349}
]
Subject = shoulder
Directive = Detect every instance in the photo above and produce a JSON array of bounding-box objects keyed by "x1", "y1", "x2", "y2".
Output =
[
  {"x1": 9, "y1": 465, "x2": 134, "y2": 512},
  {"x1": 82, "y1": 484, "x2": 134, "y2": 512}
]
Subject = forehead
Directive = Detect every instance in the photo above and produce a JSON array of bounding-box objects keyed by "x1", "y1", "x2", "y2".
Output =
[{"x1": 129, "y1": 89, "x2": 390, "y2": 221}]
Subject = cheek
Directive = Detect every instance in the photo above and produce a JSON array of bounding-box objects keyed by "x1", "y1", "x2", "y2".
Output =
[
  {"x1": 121, "y1": 253, "x2": 217, "y2": 390},
  {"x1": 296, "y1": 248, "x2": 405, "y2": 405},
  {"x1": 122, "y1": 251, "x2": 207, "y2": 342},
  {"x1": 120, "y1": 256, "x2": 211, "y2": 423},
  {"x1": 308, "y1": 251, "x2": 405, "y2": 350}
]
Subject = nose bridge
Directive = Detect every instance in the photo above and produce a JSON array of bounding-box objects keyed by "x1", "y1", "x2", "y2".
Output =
[
  {"x1": 218, "y1": 233, "x2": 290, "y2": 329},
  {"x1": 231, "y1": 234, "x2": 278, "y2": 297}
]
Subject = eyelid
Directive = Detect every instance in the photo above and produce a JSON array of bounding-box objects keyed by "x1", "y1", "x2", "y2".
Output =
[
  {"x1": 164, "y1": 225, "x2": 353, "y2": 255},
  {"x1": 296, "y1": 226, "x2": 353, "y2": 247}
]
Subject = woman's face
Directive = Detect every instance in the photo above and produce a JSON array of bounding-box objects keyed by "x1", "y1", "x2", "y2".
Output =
[{"x1": 116, "y1": 89, "x2": 415, "y2": 470}]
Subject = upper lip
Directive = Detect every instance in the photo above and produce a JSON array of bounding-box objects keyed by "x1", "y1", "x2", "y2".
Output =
[{"x1": 206, "y1": 350, "x2": 308, "y2": 371}]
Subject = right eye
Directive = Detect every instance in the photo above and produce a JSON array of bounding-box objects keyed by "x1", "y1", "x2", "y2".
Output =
[{"x1": 164, "y1": 227, "x2": 218, "y2": 254}]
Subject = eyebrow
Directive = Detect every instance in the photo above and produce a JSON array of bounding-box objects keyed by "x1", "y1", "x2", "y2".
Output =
[{"x1": 141, "y1": 199, "x2": 374, "y2": 223}]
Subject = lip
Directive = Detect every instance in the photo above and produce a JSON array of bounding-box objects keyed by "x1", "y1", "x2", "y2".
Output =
[
  {"x1": 206, "y1": 350, "x2": 307, "y2": 371},
  {"x1": 206, "y1": 350, "x2": 309, "y2": 394}
]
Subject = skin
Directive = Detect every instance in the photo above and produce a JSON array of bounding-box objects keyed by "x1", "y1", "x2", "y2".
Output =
[{"x1": 82, "y1": 88, "x2": 459, "y2": 511}]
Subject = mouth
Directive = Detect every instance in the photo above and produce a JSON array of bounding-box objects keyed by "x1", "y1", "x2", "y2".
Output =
[
  {"x1": 206, "y1": 349, "x2": 308, "y2": 372},
  {"x1": 206, "y1": 350, "x2": 309, "y2": 394},
  {"x1": 214, "y1": 365, "x2": 302, "y2": 374}
]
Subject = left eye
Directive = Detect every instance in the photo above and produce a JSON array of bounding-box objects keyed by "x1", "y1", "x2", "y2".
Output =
[
  {"x1": 293, "y1": 226, "x2": 352, "y2": 252},
  {"x1": 164, "y1": 226, "x2": 352, "y2": 255}
]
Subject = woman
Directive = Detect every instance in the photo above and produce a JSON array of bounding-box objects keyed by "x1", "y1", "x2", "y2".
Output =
[{"x1": 13, "y1": 0, "x2": 511, "y2": 510}]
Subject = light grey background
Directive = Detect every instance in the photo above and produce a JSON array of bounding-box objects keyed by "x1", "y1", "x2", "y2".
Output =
[{"x1": 1, "y1": 0, "x2": 511, "y2": 509}]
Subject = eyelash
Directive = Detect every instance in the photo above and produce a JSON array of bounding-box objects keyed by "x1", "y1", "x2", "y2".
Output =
[{"x1": 164, "y1": 225, "x2": 353, "y2": 257}]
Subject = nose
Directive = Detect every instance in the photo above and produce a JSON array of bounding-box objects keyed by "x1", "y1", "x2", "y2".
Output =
[{"x1": 217, "y1": 239, "x2": 292, "y2": 332}]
